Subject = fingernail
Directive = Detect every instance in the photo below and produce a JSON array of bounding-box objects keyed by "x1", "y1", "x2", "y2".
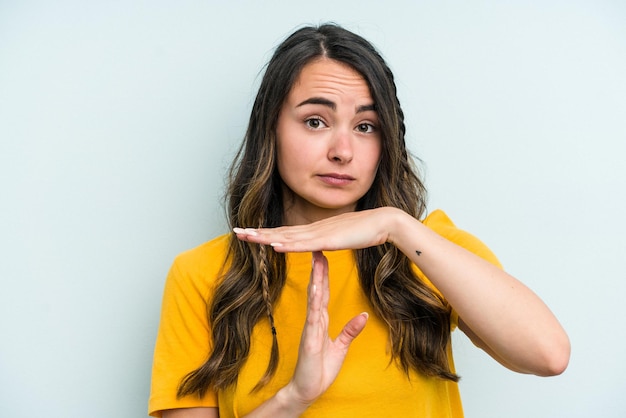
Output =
[
  {"x1": 361, "y1": 312, "x2": 369, "y2": 319},
  {"x1": 233, "y1": 227, "x2": 245, "y2": 234},
  {"x1": 270, "y1": 242, "x2": 283, "y2": 247}
]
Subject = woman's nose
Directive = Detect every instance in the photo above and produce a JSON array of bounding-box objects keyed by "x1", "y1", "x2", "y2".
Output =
[{"x1": 328, "y1": 128, "x2": 353, "y2": 163}]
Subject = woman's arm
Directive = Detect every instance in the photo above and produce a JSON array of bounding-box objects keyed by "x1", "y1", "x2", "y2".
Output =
[
  {"x1": 234, "y1": 207, "x2": 570, "y2": 376},
  {"x1": 390, "y1": 208, "x2": 569, "y2": 375}
]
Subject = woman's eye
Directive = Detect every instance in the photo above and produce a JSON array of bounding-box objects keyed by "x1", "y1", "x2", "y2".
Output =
[
  {"x1": 356, "y1": 123, "x2": 375, "y2": 133},
  {"x1": 305, "y1": 118, "x2": 326, "y2": 129}
]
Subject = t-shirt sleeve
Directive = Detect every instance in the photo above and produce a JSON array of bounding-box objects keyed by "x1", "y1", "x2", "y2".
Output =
[
  {"x1": 148, "y1": 251, "x2": 220, "y2": 416},
  {"x1": 418, "y1": 209, "x2": 503, "y2": 330}
]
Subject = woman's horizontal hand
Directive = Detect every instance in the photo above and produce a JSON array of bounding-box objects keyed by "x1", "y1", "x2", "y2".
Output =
[{"x1": 233, "y1": 207, "x2": 408, "y2": 252}]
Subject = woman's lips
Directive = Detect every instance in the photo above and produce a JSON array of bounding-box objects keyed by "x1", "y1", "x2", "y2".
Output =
[{"x1": 317, "y1": 173, "x2": 355, "y2": 186}]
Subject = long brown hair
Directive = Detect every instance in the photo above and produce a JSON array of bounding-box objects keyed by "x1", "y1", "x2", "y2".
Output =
[{"x1": 177, "y1": 23, "x2": 457, "y2": 399}]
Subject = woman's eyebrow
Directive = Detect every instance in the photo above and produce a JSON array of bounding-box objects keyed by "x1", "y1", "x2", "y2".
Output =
[
  {"x1": 296, "y1": 97, "x2": 377, "y2": 113},
  {"x1": 356, "y1": 104, "x2": 377, "y2": 113},
  {"x1": 296, "y1": 97, "x2": 336, "y2": 110}
]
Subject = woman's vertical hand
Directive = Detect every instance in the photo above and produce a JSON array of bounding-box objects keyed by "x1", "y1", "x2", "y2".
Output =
[{"x1": 285, "y1": 251, "x2": 368, "y2": 407}]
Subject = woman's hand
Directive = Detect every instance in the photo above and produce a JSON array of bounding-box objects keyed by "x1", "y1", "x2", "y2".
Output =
[
  {"x1": 243, "y1": 251, "x2": 368, "y2": 417},
  {"x1": 288, "y1": 251, "x2": 368, "y2": 404},
  {"x1": 233, "y1": 207, "x2": 403, "y2": 252}
]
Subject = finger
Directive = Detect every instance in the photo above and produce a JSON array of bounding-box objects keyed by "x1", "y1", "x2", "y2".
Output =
[
  {"x1": 312, "y1": 251, "x2": 325, "y2": 303},
  {"x1": 319, "y1": 252, "x2": 330, "y2": 309},
  {"x1": 233, "y1": 227, "x2": 332, "y2": 252},
  {"x1": 335, "y1": 313, "x2": 369, "y2": 347},
  {"x1": 233, "y1": 226, "x2": 301, "y2": 242},
  {"x1": 270, "y1": 235, "x2": 329, "y2": 253},
  {"x1": 232, "y1": 228, "x2": 249, "y2": 241},
  {"x1": 306, "y1": 252, "x2": 324, "y2": 327}
]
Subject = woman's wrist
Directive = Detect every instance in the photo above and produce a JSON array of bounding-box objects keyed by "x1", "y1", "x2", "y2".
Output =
[
  {"x1": 243, "y1": 384, "x2": 311, "y2": 418},
  {"x1": 382, "y1": 206, "x2": 418, "y2": 248},
  {"x1": 273, "y1": 383, "x2": 313, "y2": 417}
]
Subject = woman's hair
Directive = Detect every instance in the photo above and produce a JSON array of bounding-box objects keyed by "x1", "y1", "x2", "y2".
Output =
[{"x1": 177, "y1": 23, "x2": 457, "y2": 398}]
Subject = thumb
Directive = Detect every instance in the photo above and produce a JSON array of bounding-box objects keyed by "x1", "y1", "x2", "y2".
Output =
[{"x1": 335, "y1": 312, "x2": 368, "y2": 347}]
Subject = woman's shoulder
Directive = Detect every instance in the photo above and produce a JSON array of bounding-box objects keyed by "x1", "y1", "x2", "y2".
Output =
[
  {"x1": 168, "y1": 233, "x2": 231, "y2": 289},
  {"x1": 422, "y1": 209, "x2": 502, "y2": 268},
  {"x1": 175, "y1": 233, "x2": 230, "y2": 263}
]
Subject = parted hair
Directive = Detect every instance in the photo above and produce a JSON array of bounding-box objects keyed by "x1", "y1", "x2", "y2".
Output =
[{"x1": 177, "y1": 23, "x2": 458, "y2": 399}]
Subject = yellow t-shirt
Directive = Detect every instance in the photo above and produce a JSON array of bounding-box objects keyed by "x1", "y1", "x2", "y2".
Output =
[{"x1": 149, "y1": 210, "x2": 501, "y2": 417}]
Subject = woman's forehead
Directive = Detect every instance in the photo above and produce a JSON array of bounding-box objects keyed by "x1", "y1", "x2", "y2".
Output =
[{"x1": 286, "y1": 59, "x2": 374, "y2": 106}]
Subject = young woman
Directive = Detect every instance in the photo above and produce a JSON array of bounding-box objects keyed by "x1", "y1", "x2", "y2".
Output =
[{"x1": 149, "y1": 24, "x2": 570, "y2": 417}]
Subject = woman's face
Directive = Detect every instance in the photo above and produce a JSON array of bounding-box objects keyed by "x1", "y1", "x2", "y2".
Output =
[{"x1": 276, "y1": 58, "x2": 382, "y2": 225}]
